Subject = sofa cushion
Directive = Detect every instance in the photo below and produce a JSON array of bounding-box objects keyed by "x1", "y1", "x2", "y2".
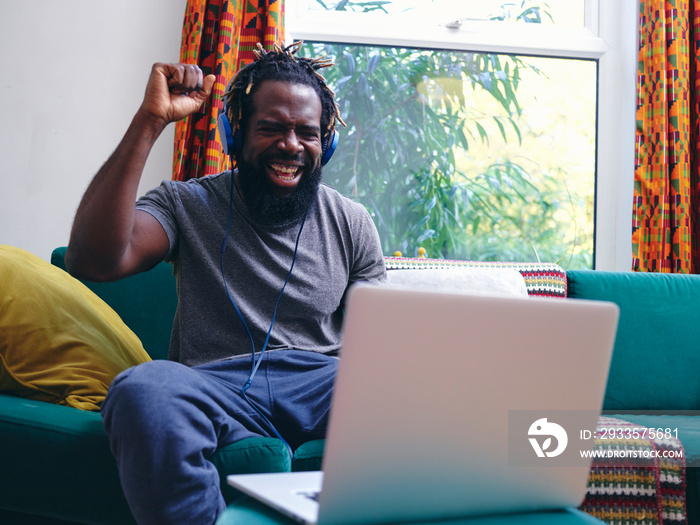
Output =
[
  {"x1": 567, "y1": 270, "x2": 700, "y2": 411},
  {"x1": 292, "y1": 439, "x2": 325, "y2": 472},
  {"x1": 0, "y1": 393, "x2": 135, "y2": 524},
  {"x1": 0, "y1": 246, "x2": 151, "y2": 411},
  {"x1": 51, "y1": 247, "x2": 177, "y2": 361},
  {"x1": 212, "y1": 438, "x2": 293, "y2": 503}
]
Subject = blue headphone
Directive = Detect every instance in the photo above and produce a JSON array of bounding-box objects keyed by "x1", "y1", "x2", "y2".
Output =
[{"x1": 217, "y1": 108, "x2": 339, "y2": 166}]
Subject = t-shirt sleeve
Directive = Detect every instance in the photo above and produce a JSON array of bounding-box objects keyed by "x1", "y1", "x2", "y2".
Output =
[
  {"x1": 349, "y1": 206, "x2": 387, "y2": 286},
  {"x1": 135, "y1": 181, "x2": 179, "y2": 261}
]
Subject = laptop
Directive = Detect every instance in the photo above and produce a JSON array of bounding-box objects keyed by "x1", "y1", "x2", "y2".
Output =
[{"x1": 228, "y1": 283, "x2": 619, "y2": 524}]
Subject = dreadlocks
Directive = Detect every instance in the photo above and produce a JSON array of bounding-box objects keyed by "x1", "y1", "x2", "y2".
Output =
[{"x1": 223, "y1": 41, "x2": 346, "y2": 149}]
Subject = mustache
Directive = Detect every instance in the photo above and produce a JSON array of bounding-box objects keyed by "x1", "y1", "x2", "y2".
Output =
[{"x1": 265, "y1": 153, "x2": 306, "y2": 164}]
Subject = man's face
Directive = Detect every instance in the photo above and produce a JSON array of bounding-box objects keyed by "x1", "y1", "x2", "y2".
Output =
[{"x1": 235, "y1": 80, "x2": 325, "y2": 223}]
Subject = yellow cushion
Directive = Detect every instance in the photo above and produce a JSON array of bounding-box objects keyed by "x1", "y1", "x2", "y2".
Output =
[{"x1": 0, "y1": 245, "x2": 151, "y2": 411}]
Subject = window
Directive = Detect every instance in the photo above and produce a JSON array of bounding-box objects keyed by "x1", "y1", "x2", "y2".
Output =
[
  {"x1": 288, "y1": 0, "x2": 637, "y2": 270},
  {"x1": 302, "y1": 0, "x2": 586, "y2": 28}
]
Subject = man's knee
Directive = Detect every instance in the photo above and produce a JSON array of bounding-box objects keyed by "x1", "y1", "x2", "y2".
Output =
[{"x1": 102, "y1": 360, "x2": 190, "y2": 433}]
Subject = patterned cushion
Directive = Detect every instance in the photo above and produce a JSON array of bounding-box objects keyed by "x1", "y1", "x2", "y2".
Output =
[
  {"x1": 384, "y1": 257, "x2": 567, "y2": 298},
  {"x1": 579, "y1": 416, "x2": 687, "y2": 525}
]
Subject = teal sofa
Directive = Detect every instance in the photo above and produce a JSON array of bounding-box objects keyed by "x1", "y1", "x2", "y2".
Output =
[
  {"x1": 569, "y1": 270, "x2": 700, "y2": 523},
  {"x1": 0, "y1": 250, "x2": 697, "y2": 524},
  {"x1": 0, "y1": 248, "x2": 290, "y2": 525}
]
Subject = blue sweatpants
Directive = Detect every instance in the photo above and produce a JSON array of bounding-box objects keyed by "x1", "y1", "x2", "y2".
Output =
[{"x1": 101, "y1": 350, "x2": 338, "y2": 525}]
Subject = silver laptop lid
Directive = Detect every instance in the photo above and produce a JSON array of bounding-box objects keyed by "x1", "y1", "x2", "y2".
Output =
[{"x1": 317, "y1": 284, "x2": 618, "y2": 524}]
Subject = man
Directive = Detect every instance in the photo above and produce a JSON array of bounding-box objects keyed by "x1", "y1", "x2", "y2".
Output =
[{"x1": 66, "y1": 43, "x2": 386, "y2": 524}]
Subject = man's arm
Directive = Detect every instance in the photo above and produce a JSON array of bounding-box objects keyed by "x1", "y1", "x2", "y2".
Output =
[{"x1": 65, "y1": 63, "x2": 215, "y2": 281}]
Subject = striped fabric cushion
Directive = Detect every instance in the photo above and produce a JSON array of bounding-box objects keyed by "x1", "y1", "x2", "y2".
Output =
[
  {"x1": 580, "y1": 416, "x2": 687, "y2": 525},
  {"x1": 384, "y1": 257, "x2": 567, "y2": 298}
]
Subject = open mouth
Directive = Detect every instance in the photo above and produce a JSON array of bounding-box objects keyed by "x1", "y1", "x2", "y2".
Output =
[{"x1": 269, "y1": 163, "x2": 302, "y2": 183}]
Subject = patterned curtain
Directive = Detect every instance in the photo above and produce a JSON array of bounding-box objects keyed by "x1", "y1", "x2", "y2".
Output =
[
  {"x1": 632, "y1": 0, "x2": 700, "y2": 273},
  {"x1": 173, "y1": 0, "x2": 285, "y2": 181}
]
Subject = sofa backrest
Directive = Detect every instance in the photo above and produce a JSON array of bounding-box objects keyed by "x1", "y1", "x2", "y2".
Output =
[
  {"x1": 51, "y1": 247, "x2": 176, "y2": 361},
  {"x1": 568, "y1": 269, "x2": 700, "y2": 411},
  {"x1": 49, "y1": 249, "x2": 566, "y2": 361}
]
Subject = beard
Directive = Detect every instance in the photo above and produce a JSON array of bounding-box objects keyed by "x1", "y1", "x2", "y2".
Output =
[{"x1": 235, "y1": 155, "x2": 323, "y2": 225}]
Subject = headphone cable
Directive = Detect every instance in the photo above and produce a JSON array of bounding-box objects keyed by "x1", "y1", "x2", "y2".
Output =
[{"x1": 220, "y1": 169, "x2": 306, "y2": 456}]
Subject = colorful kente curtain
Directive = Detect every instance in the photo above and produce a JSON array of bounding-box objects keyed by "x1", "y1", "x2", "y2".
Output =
[
  {"x1": 633, "y1": 0, "x2": 700, "y2": 273},
  {"x1": 173, "y1": 0, "x2": 285, "y2": 182}
]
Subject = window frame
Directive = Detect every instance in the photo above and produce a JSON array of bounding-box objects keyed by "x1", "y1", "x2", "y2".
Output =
[{"x1": 287, "y1": 0, "x2": 638, "y2": 271}]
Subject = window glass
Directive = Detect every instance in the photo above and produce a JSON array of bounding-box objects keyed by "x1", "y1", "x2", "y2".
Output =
[
  {"x1": 298, "y1": 1, "x2": 597, "y2": 269},
  {"x1": 304, "y1": 0, "x2": 585, "y2": 27}
]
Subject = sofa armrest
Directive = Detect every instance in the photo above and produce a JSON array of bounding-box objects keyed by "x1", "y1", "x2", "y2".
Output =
[{"x1": 567, "y1": 270, "x2": 700, "y2": 411}]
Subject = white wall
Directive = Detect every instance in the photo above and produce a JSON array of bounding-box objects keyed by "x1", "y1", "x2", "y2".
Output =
[{"x1": 0, "y1": 0, "x2": 188, "y2": 260}]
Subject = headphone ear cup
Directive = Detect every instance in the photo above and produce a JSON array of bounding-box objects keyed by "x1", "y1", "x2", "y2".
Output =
[
  {"x1": 321, "y1": 130, "x2": 339, "y2": 166},
  {"x1": 218, "y1": 111, "x2": 234, "y2": 156},
  {"x1": 217, "y1": 110, "x2": 244, "y2": 158}
]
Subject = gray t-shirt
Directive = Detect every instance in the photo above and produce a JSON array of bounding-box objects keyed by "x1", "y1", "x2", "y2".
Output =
[{"x1": 135, "y1": 171, "x2": 386, "y2": 366}]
